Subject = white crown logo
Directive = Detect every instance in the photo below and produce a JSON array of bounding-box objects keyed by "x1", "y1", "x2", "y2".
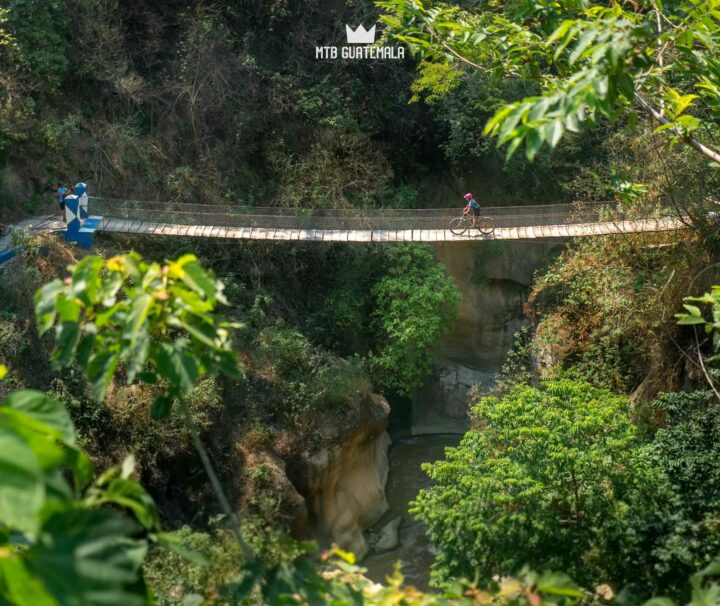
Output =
[{"x1": 346, "y1": 24, "x2": 376, "y2": 44}]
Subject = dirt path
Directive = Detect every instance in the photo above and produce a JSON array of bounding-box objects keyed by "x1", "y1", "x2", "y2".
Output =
[{"x1": 0, "y1": 215, "x2": 66, "y2": 251}]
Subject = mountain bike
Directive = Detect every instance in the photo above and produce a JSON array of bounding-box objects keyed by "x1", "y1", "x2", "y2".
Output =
[{"x1": 449, "y1": 212, "x2": 495, "y2": 237}]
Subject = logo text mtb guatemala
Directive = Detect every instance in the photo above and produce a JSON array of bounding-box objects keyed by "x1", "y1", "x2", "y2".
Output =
[{"x1": 315, "y1": 24, "x2": 405, "y2": 60}]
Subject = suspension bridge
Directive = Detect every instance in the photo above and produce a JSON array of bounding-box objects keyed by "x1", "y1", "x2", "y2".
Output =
[
  {"x1": 0, "y1": 191, "x2": 691, "y2": 261},
  {"x1": 84, "y1": 197, "x2": 685, "y2": 244}
]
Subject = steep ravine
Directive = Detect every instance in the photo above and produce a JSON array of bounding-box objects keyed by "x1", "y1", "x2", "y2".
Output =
[
  {"x1": 412, "y1": 241, "x2": 562, "y2": 434},
  {"x1": 281, "y1": 241, "x2": 562, "y2": 567}
]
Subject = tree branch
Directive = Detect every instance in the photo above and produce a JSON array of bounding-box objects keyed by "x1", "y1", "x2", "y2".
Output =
[{"x1": 635, "y1": 93, "x2": 720, "y2": 164}]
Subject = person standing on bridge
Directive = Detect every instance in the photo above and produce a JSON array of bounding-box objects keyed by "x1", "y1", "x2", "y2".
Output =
[
  {"x1": 463, "y1": 192, "x2": 480, "y2": 227},
  {"x1": 56, "y1": 181, "x2": 70, "y2": 222}
]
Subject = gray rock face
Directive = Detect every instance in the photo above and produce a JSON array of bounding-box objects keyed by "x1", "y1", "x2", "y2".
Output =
[
  {"x1": 410, "y1": 241, "x2": 562, "y2": 434},
  {"x1": 374, "y1": 516, "x2": 402, "y2": 552},
  {"x1": 412, "y1": 364, "x2": 494, "y2": 434}
]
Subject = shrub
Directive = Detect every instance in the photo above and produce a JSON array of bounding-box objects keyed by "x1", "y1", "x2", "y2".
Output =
[
  {"x1": 370, "y1": 244, "x2": 461, "y2": 395},
  {"x1": 411, "y1": 376, "x2": 674, "y2": 593},
  {"x1": 643, "y1": 390, "x2": 720, "y2": 594}
]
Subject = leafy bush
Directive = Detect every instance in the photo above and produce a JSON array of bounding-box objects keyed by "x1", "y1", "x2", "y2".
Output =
[
  {"x1": 411, "y1": 376, "x2": 674, "y2": 592},
  {"x1": 370, "y1": 244, "x2": 461, "y2": 395},
  {"x1": 643, "y1": 391, "x2": 720, "y2": 593},
  {"x1": 144, "y1": 525, "x2": 244, "y2": 606},
  {"x1": 529, "y1": 233, "x2": 706, "y2": 397}
]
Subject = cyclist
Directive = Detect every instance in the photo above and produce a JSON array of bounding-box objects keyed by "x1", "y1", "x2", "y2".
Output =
[{"x1": 463, "y1": 192, "x2": 480, "y2": 227}]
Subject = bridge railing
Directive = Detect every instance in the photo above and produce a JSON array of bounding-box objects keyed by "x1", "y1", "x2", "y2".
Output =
[{"x1": 88, "y1": 197, "x2": 679, "y2": 231}]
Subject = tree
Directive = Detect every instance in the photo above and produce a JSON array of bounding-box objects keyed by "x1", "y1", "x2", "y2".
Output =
[
  {"x1": 370, "y1": 244, "x2": 461, "y2": 395},
  {"x1": 644, "y1": 390, "x2": 720, "y2": 593},
  {"x1": 379, "y1": 0, "x2": 720, "y2": 165},
  {"x1": 411, "y1": 376, "x2": 675, "y2": 594}
]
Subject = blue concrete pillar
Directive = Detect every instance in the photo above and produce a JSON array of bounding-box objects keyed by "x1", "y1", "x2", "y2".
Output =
[
  {"x1": 64, "y1": 194, "x2": 81, "y2": 240},
  {"x1": 75, "y1": 182, "x2": 88, "y2": 220},
  {"x1": 64, "y1": 183, "x2": 103, "y2": 249}
]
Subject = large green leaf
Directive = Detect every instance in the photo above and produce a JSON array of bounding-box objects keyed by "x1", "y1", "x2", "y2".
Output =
[
  {"x1": 96, "y1": 478, "x2": 159, "y2": 531},
  {"x1": 0, "y1": 424, "x2": 43, "y2": 534},
  {"x1": 26, "y1": 509, "x2": 148, "y2": 606},
  {"x1": 4, "y1": 390, "x2": 75, "y2": 445},
  {"x1": 155, "y1": 344, "x2": 198, "y2": 394},
  {"x1": 0, "y1": 558, "x2": 57, "y2": 606},
  {"x1": 87, "y1": 351, "x2": 119, "y2": 401}
]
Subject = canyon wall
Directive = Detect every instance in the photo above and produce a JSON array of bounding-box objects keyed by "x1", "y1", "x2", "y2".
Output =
[
  {"x1": 289, "y1": 393, "x2": 391, "y2": 559},
  {"x1": 412, "y1": 240, "x2": 563, "y2": 434}
]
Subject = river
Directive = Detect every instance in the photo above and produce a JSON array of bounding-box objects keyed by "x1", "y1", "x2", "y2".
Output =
[{"x1": 363, "y1": 434, "x2": 462, "y2": 589}]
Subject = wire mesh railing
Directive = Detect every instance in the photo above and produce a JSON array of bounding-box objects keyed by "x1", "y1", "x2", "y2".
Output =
[{"x1": 88, "y1": 197, "x2": 680, "y2": 232}]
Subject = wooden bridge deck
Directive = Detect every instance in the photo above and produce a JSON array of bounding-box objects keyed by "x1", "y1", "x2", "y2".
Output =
[{"x1": 98, "y1": 216, "x2": 685, "y2": 242}]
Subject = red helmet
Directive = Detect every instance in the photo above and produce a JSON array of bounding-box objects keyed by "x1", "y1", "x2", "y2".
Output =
[{"x1": 464, "y1": 193, "x2": 473, "y2": 200}]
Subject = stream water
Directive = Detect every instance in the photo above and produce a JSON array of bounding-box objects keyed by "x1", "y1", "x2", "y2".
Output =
[{"x1": 363, "y1": 434, "x2": 462, "y2": 589}]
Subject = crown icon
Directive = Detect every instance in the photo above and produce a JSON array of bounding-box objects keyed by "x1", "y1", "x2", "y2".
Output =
[{"x1": 346, "y1": 24, "x2": 376, "y2": 44}]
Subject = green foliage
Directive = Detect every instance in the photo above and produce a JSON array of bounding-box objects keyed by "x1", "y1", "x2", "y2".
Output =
[
  {"x1": 0, "y1": 389, "x2": 158, "y2": 605},
  {"x1": 253, "y1": 323, "x2": 371, "y2": 434},
  {"x1": 643, "y1": 391, "x2": 720, "y2": 593},
  {"x1": 530, "y1": 233, "x2": 703, "y2": 394},
  {"x1": 369, "y1": 244, "x2": 461, "y2": 395},
  {"x1": 3, "y1": 0, "x2": 69, "y2": 91},
  {"x1": 677, "y1": 285, "x2": 720, "y2": 352},
  {"x1": 144, "y1": 525, "x2": 244, "y2": 606},
  {"x1": 411, "y1": 376, "x2": 673, "y2": 592},
  {"x1": 379, "y1": 0, "x2": 720, "y2": 164},
  {"x1": 34, "y1": 252, "x2": 241, "y2": 415}
]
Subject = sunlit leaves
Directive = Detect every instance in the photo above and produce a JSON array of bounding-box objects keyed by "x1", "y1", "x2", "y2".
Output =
[
  {"x1": 0, "y1": 390, "x2": 158, "y2": 605},
  {"x1": 411, "y1": 377, "x2": 672, "y2": 588},
  {"x1": 677, "y1": 286, "x2": 720, "y2": 355},
  {"x1": 35, "y1": 253, "x2": 242, "y2": 414},
  {"x1": 380, "y1": 0, "x2": 720, "y2": 162}
]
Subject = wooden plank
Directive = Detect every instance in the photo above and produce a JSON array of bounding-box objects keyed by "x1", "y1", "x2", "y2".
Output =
[
  {"x1": 526, "y1": 226, "x2": 536, "y2": 239},
  {"x1": 508, "y1": 227, "x2": 520, "y2": 240}
]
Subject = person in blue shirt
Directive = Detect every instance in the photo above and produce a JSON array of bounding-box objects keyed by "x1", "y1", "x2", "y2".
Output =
[
  {"x1": 463, "y1": 192, "x2": 480, "y2": 227},
  {"x1": 56, "y1": 181, "x2": 70, "y2": 221}
]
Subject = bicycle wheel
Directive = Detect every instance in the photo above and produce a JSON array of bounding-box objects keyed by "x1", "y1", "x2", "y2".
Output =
[
  {"x1": 449, "y1": 217, "x2": 469, "y2": 236},
  {"x1": 476, "y1": 217, "x2": 495, "y2": 236}
]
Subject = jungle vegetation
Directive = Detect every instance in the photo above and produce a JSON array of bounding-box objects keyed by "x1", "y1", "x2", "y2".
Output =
[{"x1": 3, "y1": 0, "x2": 720, "y2": 605}]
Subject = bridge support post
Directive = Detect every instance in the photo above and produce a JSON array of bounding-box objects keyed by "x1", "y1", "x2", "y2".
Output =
[{"x1": 64, "y1": 183, "x2": 102, "y2": 249}]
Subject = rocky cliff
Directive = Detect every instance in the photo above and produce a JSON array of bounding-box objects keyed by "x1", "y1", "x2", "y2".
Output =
[
  {"x1": 412, "y1": 241, "x2": 562, "y2": 433},
  {"x1": 288, "y1": 393, "x2": 391, "y2": 559}
]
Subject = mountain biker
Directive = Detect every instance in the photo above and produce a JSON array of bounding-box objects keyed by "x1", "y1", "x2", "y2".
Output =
[{"x1": 463, "y1": 192, "x2": 480, "y2": 227}]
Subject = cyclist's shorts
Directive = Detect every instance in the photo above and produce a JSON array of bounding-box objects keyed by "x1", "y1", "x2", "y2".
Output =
[{"x1": 471, "y1": 206, "x2": 480, "y2": 216}]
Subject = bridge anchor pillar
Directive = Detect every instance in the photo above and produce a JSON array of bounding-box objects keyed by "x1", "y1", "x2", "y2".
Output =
[{"x1": 64, "y1": 183, "x2": 102, "y2": 249}]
